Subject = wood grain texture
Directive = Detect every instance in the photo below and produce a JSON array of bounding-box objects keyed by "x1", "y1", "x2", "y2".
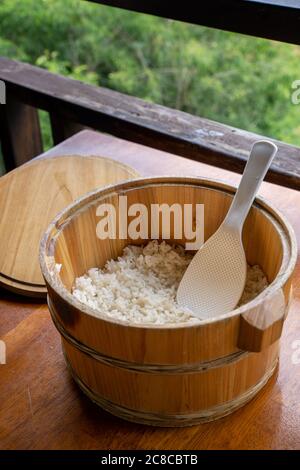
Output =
[
  {"x1": 40, "y1": 175, "x2": 296, "y2": 425},
  {"x1": 0, "y1": 155, "x2": 139, "y2": 296},
  {"x1": 1, "y1": 288, "x2": 300, "y2": 449},
  {"x1": 1, "y1": 130, "x2": 300, "y2": 448},
  {"x1": 42, "y1": 176, "x2": 296, "y2": 355},
  {"x1": 61, "y1": 336, "x2": 279, "y2": 426},
  {"x1": 1, "y1": 58, "x2": 300, "y2": 190}
]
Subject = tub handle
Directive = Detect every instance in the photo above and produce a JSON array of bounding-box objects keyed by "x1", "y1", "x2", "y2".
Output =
[{"x1": 237, "y1": 288, "x2": 288, "y2": 352}]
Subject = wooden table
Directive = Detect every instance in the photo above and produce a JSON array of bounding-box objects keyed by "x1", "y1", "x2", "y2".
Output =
[{"x1": 1, "y1": 130, "x2": 300, "y2": 450}]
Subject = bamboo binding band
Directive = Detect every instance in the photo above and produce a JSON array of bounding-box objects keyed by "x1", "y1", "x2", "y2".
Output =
[
  {"x1": 48, "y1": 296, "x2": 248, "y2": 374},
  {"x1": 63, "y1": 349, "x2": 278, "y2": 427}
]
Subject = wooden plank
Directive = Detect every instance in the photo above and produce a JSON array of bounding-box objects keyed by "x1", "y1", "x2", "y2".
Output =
[
  {"x1": 0, "y1": 92, "x2": 43, "y2": 170},
  {"x1": 88, "y1": 1, "x2": 300, "y2": 46},
  {"x1": 0, "y1": 287, "x2": 41, "y2": 337},
  {"x1": 0, "y1": 58, "x2": 300, "y2": 190}
]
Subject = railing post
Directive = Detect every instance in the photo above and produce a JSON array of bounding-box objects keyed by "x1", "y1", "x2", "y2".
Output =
[
  {"x1": 0, "y1": 92, "x2": 43, "y2": 171},
  {"x1": 50, "y1": 112, "x2": 86, "y2": 145}
]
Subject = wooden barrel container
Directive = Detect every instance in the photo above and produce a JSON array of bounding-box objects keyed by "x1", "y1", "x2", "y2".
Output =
[{"x1": 40, "y1": 176, "x2": 297, "y2": 426}]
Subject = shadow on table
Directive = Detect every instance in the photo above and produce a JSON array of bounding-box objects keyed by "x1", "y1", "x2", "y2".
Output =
[
  {"x1": 0, "y1": 285, "x2": 45, "y2": 305},
  {"x1": 61, "y1": 363, "x2": 283, "y2": 450}
]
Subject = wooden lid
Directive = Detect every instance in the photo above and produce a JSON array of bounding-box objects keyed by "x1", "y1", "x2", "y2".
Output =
[{"x1": 0, "y1": 155, "x2": 139, "y2": 297}]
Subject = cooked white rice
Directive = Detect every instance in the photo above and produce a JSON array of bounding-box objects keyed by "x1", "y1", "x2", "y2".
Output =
[
  {"x1": 72, "y1": 240, "x2": 268, "y2": 325},
  {"x1": 238, "y1": 264, "x2": 269, "y2": 306}
]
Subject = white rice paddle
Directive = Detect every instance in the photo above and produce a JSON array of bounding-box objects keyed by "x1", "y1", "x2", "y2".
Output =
[{"x1": 177, "y1": 140, "x2": 278, "y2": 320}]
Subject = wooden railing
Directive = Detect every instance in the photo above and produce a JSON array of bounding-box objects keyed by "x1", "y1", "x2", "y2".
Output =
[{"x1": 1, "y1": 56, "x2": 300, "y2": 190}]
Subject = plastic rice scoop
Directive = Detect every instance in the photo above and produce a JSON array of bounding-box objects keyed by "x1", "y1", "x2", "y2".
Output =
[{"x1": 177, "y1": 140, "x2": 278, "y2": 320}]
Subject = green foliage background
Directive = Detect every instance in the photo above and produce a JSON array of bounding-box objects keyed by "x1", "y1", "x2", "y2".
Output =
[{"x1": 1, "y1": 0, "x2": 300, "y2": 159}]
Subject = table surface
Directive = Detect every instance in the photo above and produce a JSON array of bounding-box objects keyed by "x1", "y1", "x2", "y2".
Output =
[{"x1": 0, "y1": 130, "x2": 300, "y2": 450}]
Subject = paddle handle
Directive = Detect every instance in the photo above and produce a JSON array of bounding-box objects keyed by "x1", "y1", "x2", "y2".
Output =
[{"x1": 224, "y1": 140, "x2": 278, "y2": 232}]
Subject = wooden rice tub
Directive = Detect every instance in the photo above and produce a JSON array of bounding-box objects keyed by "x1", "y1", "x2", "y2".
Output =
[{"x1": 40, "y1": 176, "x2": 297, "y2": 426}]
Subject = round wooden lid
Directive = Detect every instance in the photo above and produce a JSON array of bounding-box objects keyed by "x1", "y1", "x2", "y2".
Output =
[{"x1": 0, "y1": 155, "x2": 139, "y2": 297}]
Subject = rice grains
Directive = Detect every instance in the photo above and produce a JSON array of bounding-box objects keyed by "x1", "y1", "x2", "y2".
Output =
[{"x1": 72, "y1": 240, "x2": 268, "y2": 325}]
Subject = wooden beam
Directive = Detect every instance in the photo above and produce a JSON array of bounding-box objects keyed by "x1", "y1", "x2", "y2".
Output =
[
  {"x1": 87, "y1": 1, "x2": 300, "y2": 46},
  {"x1": 0, "y1": 58, "x2": 300, "y2": 190},
  {"x1": 0, "y1": 92, "x2": 43, "y2": 171}
]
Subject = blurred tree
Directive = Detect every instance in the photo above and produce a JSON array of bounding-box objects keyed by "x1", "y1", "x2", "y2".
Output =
[{"x1": 0, "y1": 0, "x2": 299, "y2": 151}]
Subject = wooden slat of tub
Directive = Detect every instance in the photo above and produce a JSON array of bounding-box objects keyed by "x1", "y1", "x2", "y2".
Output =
[{"x1": 1, "y1": 129, "x2": 300, "y2": 449}]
